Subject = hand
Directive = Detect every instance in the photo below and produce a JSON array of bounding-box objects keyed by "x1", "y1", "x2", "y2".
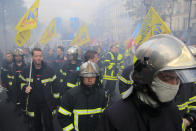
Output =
[
  {"x1": 119, "y1": 69, "x2": 123, "y2": 75},
  {"x1": 183, "y1": 118, "x2": 191, "y2": 128},
  {"x1": 25, "y1": 86, "x2": 32, "y2": 94}
]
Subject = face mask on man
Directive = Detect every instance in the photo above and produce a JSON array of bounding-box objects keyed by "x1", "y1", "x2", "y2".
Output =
[{"x1": 151, "y1": 76, "x2": 180, "y2": 103}]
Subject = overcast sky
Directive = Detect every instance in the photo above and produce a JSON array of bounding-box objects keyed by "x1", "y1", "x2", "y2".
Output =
[{"x1": 23, "y1": 0, "x2": 106, "y2": 25}]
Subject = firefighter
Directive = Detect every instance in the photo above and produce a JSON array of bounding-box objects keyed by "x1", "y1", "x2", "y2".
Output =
[
  {"x1": 175, "y1": 83, "x2": 196, "y2": 130},
  {"x1": 118, "y1": 43, "x2": 196, "y2": 130},
  {"x1": 44, "y1": 48, "x2": 55, "y2": 66},
  {"x1": 102, "y1": 44, "x2": 124, "y2": 103},
  {"x1": 6, "y1": 48, "x2": 27, "y2": 111},
  {"x1": 176, "y1": 45, "x2": 196, "y2": 130},
  {"x1": 119, "y1": 67, "x2": 196, "y2": 130},
  {"x1": 19, "y1": 48, "x2": 60, "y2": 131},
  {"x1": 53, "y1": 46, "x2": 66, "y2": 73},
  {"x1": 57, "y1": 61, "x2": 108, "y2": 131},
  {"x1": 58, "y1": 46, "x2": 82, "y2": 97},
  {"x1": 1, "y1": 50, "x2": 13, "y2": 89},
  {"x1": 97, "y1": 34, "x2": 196, "y2": 131}
]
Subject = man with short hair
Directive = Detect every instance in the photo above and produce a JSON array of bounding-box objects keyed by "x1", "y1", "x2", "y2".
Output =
[
  {"x1": 54, "y1": 46, "x2": 66, "y2": 73},
  {"x1": 102, "y1": 44, "x2": 124, "y2": 103},
  {"x1": 20, "y1": 48, "x2": 60, "y2": 131},
  {"x1": 44, "y1": 48, "x2": 55, "y2": 66},
  {"x1": 84, "y1": 50, "x2": 98, "y2": 63}
]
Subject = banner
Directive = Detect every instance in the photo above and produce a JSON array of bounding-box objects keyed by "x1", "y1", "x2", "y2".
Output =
[
  {"x1": 40, "y1": 18, "x2": 57, "y2": 45},
  {"x1": 134, "y1": 7, "x2": 170, "y2": 45},
  {"x1": 15, "y1": 0, "x2": 39, "y2": 47},
  {"x1": 70, "y1": 24, "x2": 90, "y2": 46},
  {"x1": 15, "y1": 31, "x2": 31, "y2": 47}
]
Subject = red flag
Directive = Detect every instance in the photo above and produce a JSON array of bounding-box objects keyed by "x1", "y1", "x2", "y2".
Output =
[
  {"x1": 91, "y1": 38, "x2": 97, "y2": 46},
  {"x1": 126, "y1": 38, "x2": 134, "y2": 49}
]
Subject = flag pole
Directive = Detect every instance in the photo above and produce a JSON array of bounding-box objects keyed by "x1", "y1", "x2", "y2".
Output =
[{"x1": 28, "y1": 58, "x2": 33, "y2": 86}]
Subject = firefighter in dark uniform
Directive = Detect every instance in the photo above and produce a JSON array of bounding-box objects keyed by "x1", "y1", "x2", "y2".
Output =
[
  {"x1": 175, "y1": 45, "x2": 196, "y2": 130},
  {"x1": 1, "y1": 50, "x2": 13, "y2": 89},
  {"x1": 97, "y1": 34, "x2": 196, "y2": 131},
  {"x1": 6, "y1": 48, "x2": 27, "y2": 111},
  {"x1": 57, "y1": 61, "x2": 108, "y2": 131},
  {"x1": 53, "y1": 46, "x2": 66, "y2": 73},
  {"x1": 175, "y1": 83, "x2": 196, "y2": 130},
  {"x1": 102, "y1": 44, "x2": 124, "y2": 102},
  {"x1": 19, "y1": 48, "x2": 60, "y2": 131},
  {"x1": 118, "y1": 45, "x2": 196, "y2": 130},
  {"x1": 58, "y1": 46, "x2": 82, "y2": 97}
]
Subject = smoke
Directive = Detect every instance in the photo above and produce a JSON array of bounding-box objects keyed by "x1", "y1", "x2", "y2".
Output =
[{"x1": 23, "y1": 0, "x2": 106, "y2": 24}]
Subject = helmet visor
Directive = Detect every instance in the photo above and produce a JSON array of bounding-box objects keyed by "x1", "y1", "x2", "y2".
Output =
[
  {"x1": 176, "y1": 68, "x2": 196, "y2": 83},
  {"x1": 80, "y1": 73, "x2": 98, "y2": 78}
]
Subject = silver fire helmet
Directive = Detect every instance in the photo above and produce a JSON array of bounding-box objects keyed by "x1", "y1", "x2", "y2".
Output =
[
  {"x1": 135, "y1": 34, "x2": 196, "y2": 84},
  {"x1": 13, "y1": 48, "x2": 24, "y2": 56},
  {"x1": 67, "y1": 46, "x2": 78, "y2": 55},
  {"x1": 79, "y1": 61, "x2": 99, "y2": 77}
]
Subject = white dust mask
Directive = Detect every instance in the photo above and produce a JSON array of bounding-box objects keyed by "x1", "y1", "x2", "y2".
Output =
[{"x1": 151, "y1": 76, "x2": 180, "y2": 103}]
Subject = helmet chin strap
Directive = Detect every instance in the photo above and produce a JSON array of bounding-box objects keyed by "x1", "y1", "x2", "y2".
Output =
[
  {"x1": 137, "y1": 92, "x2": 159, "y2": 108},
  {"x1": 86, "y1": 84, "x2": 94, "y2": 88}
]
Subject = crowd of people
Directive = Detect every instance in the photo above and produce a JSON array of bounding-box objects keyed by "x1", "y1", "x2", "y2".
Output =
[{"x1": 1, "y1": 34, "x2": 196, "y2": 131}]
